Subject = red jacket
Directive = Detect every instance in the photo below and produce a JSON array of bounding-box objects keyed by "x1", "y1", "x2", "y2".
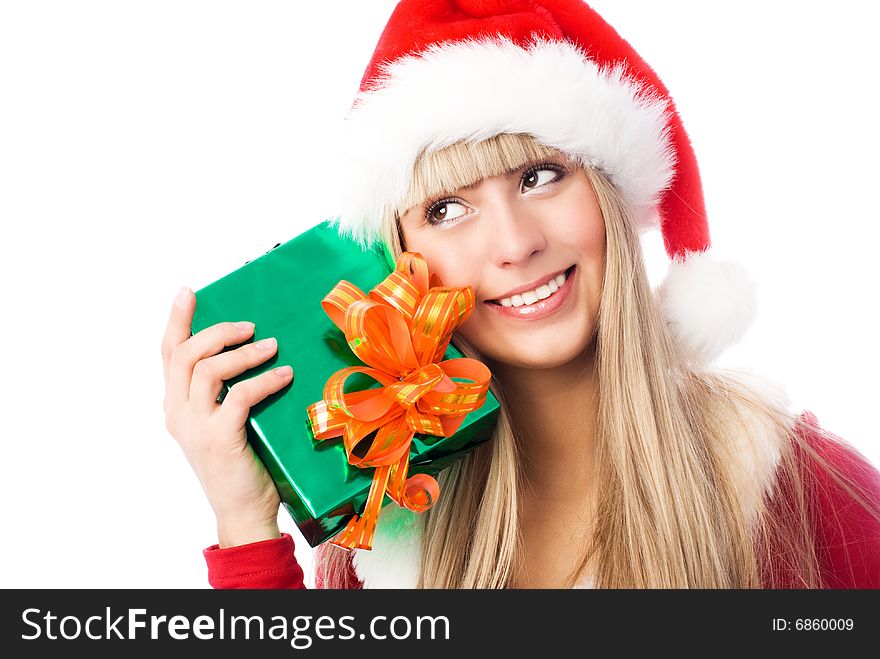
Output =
[{"x1": 203, "y1": 412, "x2": 880, "y2": 589}]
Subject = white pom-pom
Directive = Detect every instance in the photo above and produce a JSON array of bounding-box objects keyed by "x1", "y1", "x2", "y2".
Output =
[{"x1": 658, "y1": 250, "x2": 757, "y2": 365}]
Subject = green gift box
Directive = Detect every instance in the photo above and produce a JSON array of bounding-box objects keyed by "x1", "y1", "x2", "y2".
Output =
[{"x1": 191, "y1": 221, "x2": 499, "y2": 547}]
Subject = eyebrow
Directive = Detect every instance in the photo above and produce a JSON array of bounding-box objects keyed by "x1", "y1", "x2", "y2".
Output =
[{"x1": 457, "y1": 156, "x2": 566, "y2": 192}]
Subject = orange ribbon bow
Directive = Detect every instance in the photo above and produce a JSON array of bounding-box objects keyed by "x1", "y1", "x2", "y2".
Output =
[{"x1": 307, "y1": 252, "x2": 491, "y2": 551}]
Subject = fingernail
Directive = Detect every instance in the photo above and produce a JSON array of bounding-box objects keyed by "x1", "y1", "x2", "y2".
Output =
[
  {"x1": 174, "y1": 286, "x2": 191, "y2": 307},
  {"x1": 235, "y1": 321, "x2": 255, "y2": 331},
  {"x1": 275, "y1": 365, "x2": 292, "y2": 377},
  {"x1": 255, "y1": 337, "x2": 276, "y2": 350}
]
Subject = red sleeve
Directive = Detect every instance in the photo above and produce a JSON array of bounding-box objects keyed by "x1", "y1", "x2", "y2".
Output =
[
  {"x1": 798, "y1": 412, "x2": 880, "y2": 588},
  {"x1": 203, "y1": 533, "x2": 307, "y2": 589}
]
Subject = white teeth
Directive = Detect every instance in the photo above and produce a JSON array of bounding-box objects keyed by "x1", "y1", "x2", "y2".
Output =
[{"x1": 496, "y1": 269, "x2": 568, "y2": 307}]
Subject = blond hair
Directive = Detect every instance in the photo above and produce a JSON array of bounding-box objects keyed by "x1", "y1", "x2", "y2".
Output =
[{"x1": 317, "y1": 133, "x2": 879, "y2": 588}]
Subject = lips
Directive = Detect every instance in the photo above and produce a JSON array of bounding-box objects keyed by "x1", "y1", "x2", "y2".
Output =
[
  {"x1": 483, "y1": 264, "x2": 577, "y2": 321},
  {"x1": 486, "y1": 265, "x2": 576, "y2": 305}
]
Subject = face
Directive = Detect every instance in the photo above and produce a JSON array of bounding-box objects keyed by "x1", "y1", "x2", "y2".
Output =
[{"x1": 398, "y1": 153, "x2": 606, "y2": 370}]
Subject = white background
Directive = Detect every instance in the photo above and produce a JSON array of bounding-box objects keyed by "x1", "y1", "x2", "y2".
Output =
[{"x1": 1, "y1": 1, "x2": 877, "y2": 588}]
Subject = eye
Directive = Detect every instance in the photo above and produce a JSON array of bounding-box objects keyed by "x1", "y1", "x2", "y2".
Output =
[
  {"x1": 521, "y1": 164, "x2": 565, "y2": 192},
  {"x1": 424, "y1": 199, "x2": 470, "y2": 227}
]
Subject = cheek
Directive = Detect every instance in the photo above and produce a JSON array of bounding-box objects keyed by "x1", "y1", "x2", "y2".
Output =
[
  {"x1": 584, "y1": 224, "x2": 606, "y2": 296},
  {"x1": 567, "y1": 195, "x2": 606, "y2": 250},
  {"x1": 582, "y1": 222, "x2": 606, "y2": 265},
  {"x1": 566, "y1": 203, "x2": 606, "y2": 269},
  {"x1": 401, "y1": 234, "x2": 475, "y2": 290},
  {"x1": 421, "y1": 251, "x2": 473, "y2": 290},
  {"x1": 563, "y1": 200, "x2": 606, "y2": 300}
]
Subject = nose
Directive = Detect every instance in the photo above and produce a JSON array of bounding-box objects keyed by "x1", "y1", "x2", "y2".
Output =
[{"x1": 484, "y1": 190, "x2": 547, "y2": 267}]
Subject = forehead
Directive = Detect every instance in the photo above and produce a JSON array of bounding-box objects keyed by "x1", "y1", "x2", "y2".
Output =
[{"x1": 395, "y1": 134, "x2": 572, "y2": 216}]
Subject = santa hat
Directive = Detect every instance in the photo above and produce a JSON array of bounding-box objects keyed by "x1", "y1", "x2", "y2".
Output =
[{"x1": 329, "y1": 0, "x2": 755, "y2": 364}]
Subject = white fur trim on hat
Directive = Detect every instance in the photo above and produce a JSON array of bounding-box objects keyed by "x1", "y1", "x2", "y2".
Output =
[
  {"x1": 330, "y1": 37, "x2": 676, "y2": 248},
  {"x1": 658, "y1": 249, "x2": 757, "y2": 365}
]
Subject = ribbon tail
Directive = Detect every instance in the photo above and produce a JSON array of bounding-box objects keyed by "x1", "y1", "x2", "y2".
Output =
[{"x1": 329, "y1": 464, "x2": 392, "y2": 551}]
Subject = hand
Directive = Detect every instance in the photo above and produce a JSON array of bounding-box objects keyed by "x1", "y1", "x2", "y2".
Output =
[{"x1": 161, "y1": 286, "x2": 293, "y2": 547}]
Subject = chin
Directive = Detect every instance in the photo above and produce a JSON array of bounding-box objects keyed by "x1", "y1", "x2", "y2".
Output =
[
  {"x1": 454, "y1": 297, "x2": 598, "y2": 365},
  {"x1": 501, "y1": 343, "x2": 592, "y2": 370},
  {"x1": 463, "y1": 330, "x2": 596, "y2": 371}
]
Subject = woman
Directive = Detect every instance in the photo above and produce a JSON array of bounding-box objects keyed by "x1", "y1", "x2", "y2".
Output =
[{"x1": 161, "y1": 0, "x2": 880, "y2": 588}]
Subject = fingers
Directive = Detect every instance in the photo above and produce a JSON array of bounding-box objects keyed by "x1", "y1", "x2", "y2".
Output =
[
  {"x1": 166, "y1": 318, "x2": 257, "y2": 413},
  {"x1": 161, "y1": 286, "x2": 195, "y2": 387},
  {"x1": 217, "y1": 364, "x2": 294, "y2": 430},
  {"x1": 189, "y1": 336, "x2": 280, "y2": 415}
]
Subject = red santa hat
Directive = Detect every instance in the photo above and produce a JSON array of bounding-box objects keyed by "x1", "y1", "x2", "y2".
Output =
[{"x1": 329, "y1": 0, "x2": 756, "y2": 365}]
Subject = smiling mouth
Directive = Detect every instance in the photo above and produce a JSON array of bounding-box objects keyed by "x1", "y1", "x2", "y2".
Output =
[{"x1": 485, "y1": 266, "x2": 575, "y2": 307}]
